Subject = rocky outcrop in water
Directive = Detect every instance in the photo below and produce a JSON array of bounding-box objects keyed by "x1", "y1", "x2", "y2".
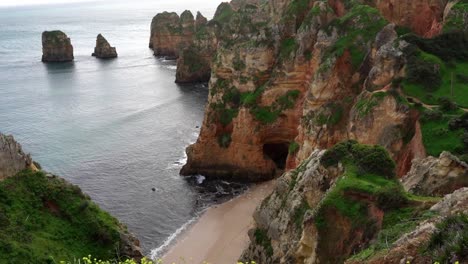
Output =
[
  {"x1": 149, "y1": 11, "x2": 196, "y2": 58},
  {"x1": 41, "y1": 30, "x2": 74, "y2": 62},
  {"x1": 92, "y1": 34, "x2": 117, "y2": 59},
  {"x1": 0, "y1": 133, "x2": 34, "y2": 180},
  {"x1": 149, "y1": 10, "x2": 217, "y2": 83},
  {"x1": 402, "y1": 151, "x2": 468, "y2": 196}
]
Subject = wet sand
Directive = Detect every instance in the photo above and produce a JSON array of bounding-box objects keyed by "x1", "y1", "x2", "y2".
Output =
[{"x1": 161, "y1": 180, "x2": 275, "y2": 264}]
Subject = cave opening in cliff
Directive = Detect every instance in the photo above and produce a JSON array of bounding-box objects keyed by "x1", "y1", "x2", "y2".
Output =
[{"x1": 263, "y1": 143, "x2": 289, "y2": 170}]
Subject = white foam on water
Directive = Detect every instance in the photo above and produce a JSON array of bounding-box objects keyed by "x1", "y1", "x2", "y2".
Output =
[
  {"x1": 195, "y1": 175, "x2": 205, "y2": 184},
  {"x1": 149, "y1": 216, "x2": 198, "y2": 260}
]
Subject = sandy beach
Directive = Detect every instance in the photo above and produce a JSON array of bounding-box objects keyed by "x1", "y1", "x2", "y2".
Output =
[{"x1": 161, "y1": 180, "x2": 276, "y2": 264}]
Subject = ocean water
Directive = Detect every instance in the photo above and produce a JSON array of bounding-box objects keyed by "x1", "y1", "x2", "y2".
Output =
[{"x1": 0, "y1": 0, "x2": 222, "y2": 256}]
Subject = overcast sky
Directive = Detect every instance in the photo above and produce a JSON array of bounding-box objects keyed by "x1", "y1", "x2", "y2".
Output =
[{"x1": 0, "y1": 0, "x2": 98, "y2": 7}]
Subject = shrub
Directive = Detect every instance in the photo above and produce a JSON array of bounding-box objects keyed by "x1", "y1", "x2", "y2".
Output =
[
  {"x1": 219, "y1": 108, "x2": 238, "y2": 126},
  {"x1": 438, "y1": 97, "x2": 459, "y2": 112},
  {"x1": 422, "y1": 109, "x2": 443, "y2": 122},
  {"x1": 404, "y1": 46, "x2": 443, "y2": 91},
  {"x1": 289, "y1": 141, "x2": 300, "y2": 154},
  {"x1": 223, "y1": 87, "x2": 241, "y2": 107},
  {"x1": 351, "y1": 144, "x2": 396, "y2": 179},
  {"x1": 320, "y1": 140, "x2": 357, "y2": 167},
  {"x1": 457, "y1": 73, "x2": 468, "y2": 83},
  {"x1": 376, "y1": 186, "x2": 408, "y2": 210},
  {"x1": 251, "y1": 106, "x2": 280, "y2": 124},
  {"x1": 426, "y1": 214, "x2": 468, "y2": 263},
  {"x1": 293, "y1": 199, "x2": 310, "y2": 229},
  {"x1": 254, "y1": 229, "x2": 273, "y2": 257},
  {"x1": 402, "y1": 32, "x2": 468, "y2": 61},
  {"x1": 449, "y1": 113, "x2": 468, "y2": 130},
  {"x1": 0, "y1": 210, "x2": 9, "y2": 227},
  {"x1": 279, "y1": 37, "x2": 298, "y2": 60},
  {"x1": 459, "y1": 154, "x2": 468, "y2": 164},
  {"x1": 218, "y1": 133, "x2": 232, "y2": 148}
]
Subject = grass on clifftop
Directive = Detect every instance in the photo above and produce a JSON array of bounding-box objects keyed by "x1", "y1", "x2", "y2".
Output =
[
  {"x1": 420, "y1": 111, "x2": 466, "y2": 157},
  {"x1": 402, "y1": 32, "x2": 468, "y2": 108},
  {"x1": 316, "y1": 141, "x2": 400, "y2": 228},
  {"x1": 0, "y1": 170, "x2": 123, "y2": 263},
  {"x1": 318, "y1": 143, "x2": 443, "y2": 262},
  {"x1": 443, "y1": 0, "x2": 468, "y2": 33}
]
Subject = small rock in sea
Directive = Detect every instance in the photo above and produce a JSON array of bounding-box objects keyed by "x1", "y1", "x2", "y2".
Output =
[{"x1": 92, "y1": 34, "x2": 117, "y2": 59}]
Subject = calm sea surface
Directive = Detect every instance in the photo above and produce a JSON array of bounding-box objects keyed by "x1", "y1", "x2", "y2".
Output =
[{"x1": 0, "y1": 0, "x2": 220, "y2": 256}]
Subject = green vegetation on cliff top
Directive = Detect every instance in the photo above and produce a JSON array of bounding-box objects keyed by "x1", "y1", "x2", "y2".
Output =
[
  {"x1": 317, "y1": 141, "x2": 443, "y2": 262},
  {"x1": 0, "y1": 170, "x2": 125, "y2": 263},
  {"x1": 402, "y1": 32, "x2": 468, "y2": 108},
  {"x1": 443, "y1": 0, "x2": 468, "y2": 33}
]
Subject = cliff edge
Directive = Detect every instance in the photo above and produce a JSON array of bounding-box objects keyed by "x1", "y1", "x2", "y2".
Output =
[{"x1": 0, "y1": 133, "x2": 142, "y2": 262}]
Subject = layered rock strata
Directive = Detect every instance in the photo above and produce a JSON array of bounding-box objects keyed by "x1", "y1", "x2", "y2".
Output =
[
  {"x1": 167, "y1": 0, "x2": 468, "y2": 262},
  {"x1": 41, "y1": 30, "x2": 74, "y2": 62},
  {"x1": 149, "y1": 10, "x2": 196, "y2": 58},
  {"x1": 176, "y1": 0, "x2": 467, "y2": 182},
  {"x1": 92, "y1": 34, "x2": 118, "y2": 59}
]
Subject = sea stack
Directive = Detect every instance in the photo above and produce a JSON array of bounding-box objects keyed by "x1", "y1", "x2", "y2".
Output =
[
  {"x1": 92, "y1": 34, "x2": 118, "y2": 59},
  {"x1": 149, "y1": 11, "x2": 195, "y2": 58},
  {"x1": 41, "y1": 30, "x2": 74, "y2": 62}
]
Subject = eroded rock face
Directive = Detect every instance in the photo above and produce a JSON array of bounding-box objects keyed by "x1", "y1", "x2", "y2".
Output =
[
  {"x1": 241, "y1": 150, "x2": 338, "y2": 262},
  {"x1": 149, "y1": 11, "x2": 195, "y2": 58},
  {"x1": 149, "y1": 10, "x2": 216, "y2": 83},
  {"x1": 0, "y1": 133, "x2": 34, "y2": 180},
  {"x1": 92, "y1": 34, "x2": 117, "y2": 59},
  {"x1": 402, "y1": 152, "x2": 468, "y2": 196},
  {"x1": 179, "y1": 0, "x2": 461, "y2": 181},
  {"x1": 119, "y1": 231, "x2": 143, "y2": 260},
  {"x1": 183, "y1": 0, "x2": 429, "y2": 181},
  {"x1": 41, "y1": 31, "x2": 74, "y2": 62},
  {"x1": 374, "y1": 0, "x2": 449, "y2": 37}
]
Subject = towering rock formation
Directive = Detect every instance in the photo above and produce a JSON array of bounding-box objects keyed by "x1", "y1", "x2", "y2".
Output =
[
  {"x1": 149, "y1": 10, "x2": 217, "y2": 83},
  {"x1": 149, "y1": 11, "x2": 196, "y2": 58},
  {"x1": 0, "y1": 133, "x2": 35, "y2": 180},
  {"x1": 92, "y1": 34, "x2": 118, "y2": 59},
  {"x1": 177, "y1": 0, "x2": 467, "y2": 182},
  {"x1": 149, "y1": 0, "x2": 468, "y2": 262},
  {"x1": 41, "y1": 30, "x2": 74, "y2": 62}
]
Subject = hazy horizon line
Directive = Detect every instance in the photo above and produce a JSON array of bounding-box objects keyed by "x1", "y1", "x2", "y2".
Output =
[{"x1": 0, "y1": 0, "x2": 101, "y2": 8}]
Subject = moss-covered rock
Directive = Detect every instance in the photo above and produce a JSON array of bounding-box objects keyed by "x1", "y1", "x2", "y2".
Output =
[{"x1": 41, "y1": 30, "x2": 74, "y2": 62}]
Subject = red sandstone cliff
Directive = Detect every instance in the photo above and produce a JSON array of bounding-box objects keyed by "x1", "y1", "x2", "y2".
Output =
[{"x1": 177, "y1": 0, "x2": 467, "y2": 182}]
